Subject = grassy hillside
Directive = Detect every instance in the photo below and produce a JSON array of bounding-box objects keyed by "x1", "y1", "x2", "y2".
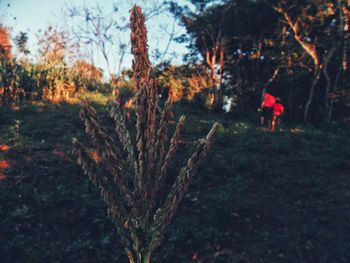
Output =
[{"x1": 1, "y1": 96, "x2": 350, "y2": 263}]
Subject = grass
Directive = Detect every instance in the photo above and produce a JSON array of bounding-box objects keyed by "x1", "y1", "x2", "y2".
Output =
[{"x1": 1, "y1": 97, "x2": 350, "y2": 262}]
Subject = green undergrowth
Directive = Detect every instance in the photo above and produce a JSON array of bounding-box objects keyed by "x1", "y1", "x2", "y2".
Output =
[{"x1": 1, "y1": 98, "x2": 350, "y2": 262}]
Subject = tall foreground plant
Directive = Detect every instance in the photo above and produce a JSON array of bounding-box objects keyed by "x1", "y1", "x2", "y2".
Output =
[{"x1": 72, "y1": 6, "x2": 218, "y2": 263}]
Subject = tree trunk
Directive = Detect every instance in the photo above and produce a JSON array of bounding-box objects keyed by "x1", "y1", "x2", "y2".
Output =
[
  {"x1": 323, "y1": 47, "x2": 336, "y2": 122},
  {"x1": 213, "y1": 72, "x2": 223, "y2": 110},
  {"x1": 327, "y1": 64, "x2": 343, "y2": 122},
  {"x1": 304, "y1": 67, "x2": 322, "y2": 123},
  {"x1": 327, "y1": 99, "x2": 334, "y2": 122},
  {"x1": 213, "y1": 85, "x2": 222, "y2": 109},
  {"x1": 205, "y1": 45, "x2": 224, "y2": 110},
  {"x1": 342, "y1": 3, "x2": 349, "y2": 71},
  {"x1": 209, "y1": 63, "x2": 218, "y2": 107},
  {"x1": 214, "y1": 46, "x2": 225, "y2": 110},
  {"x1": 261, "y1": 67, "x2": 280, "y2": 100}
]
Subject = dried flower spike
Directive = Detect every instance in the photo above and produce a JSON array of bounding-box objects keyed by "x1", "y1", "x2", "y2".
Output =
[{"x1": 73, "y1": 5, "x2": 218, "y2": 263}]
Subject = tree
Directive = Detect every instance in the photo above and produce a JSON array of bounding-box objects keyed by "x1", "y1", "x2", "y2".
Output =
[
  {"x1": 171, "y1": 0, "x2": 232, "y2": 109},
  {"x1": 72, "y1": 60, "x2": 103, "y2": 81},
  {"x1": 272, "y1": 0, "x2": 350, "y2": 122},
  {"x1": 326, "y1": 0, "x2": 350, "y2": 121},
  {"x1": 65, "y1": 3, "x2": 124, "y2": 77},
  {"x1": 14, "y1": 31, "x2": 30, "y2": 56},
  {"x1": 273, "y1": 2, "x2": 324, "y2": 122},
  {"x1": 37, "y1": 26, "x2": 70, "y2": 67},
  {"x1": 0, "y1": 25, "x2": 11, "y2": 59},
  {"x1": 175, "y1": 0, "x2": 350, "y2": 122},
  {"x1": 156, "y1": 62, "x2": 211, "y2": 102},
  {"x1": 171, "y1": 0, "x2": 281, "y2": 110}
]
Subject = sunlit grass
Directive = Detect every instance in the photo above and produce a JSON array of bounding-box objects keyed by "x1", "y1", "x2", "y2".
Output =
[{"x1": 81, "y1": 92, "x2": 114, "y2": 105}]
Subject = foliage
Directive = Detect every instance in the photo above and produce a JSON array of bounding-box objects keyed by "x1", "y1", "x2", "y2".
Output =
[
  {"x1": 37, "y1": 26, "x2": 71, "y2": 67},
  {"x1": 156, "y1": 63, "x2": 211, "y2": 102},
  {"x1": 0, "y1": 56, "x2": 108, "y2": 104},
  {"x1": 169, "y1": 0, "x2": 350, "y2": 123},
  {"x1": 0, "y1": 25, "x2": 11, "y2": 58},
  {"x1": 14, "y1": 31, "x2": 30, "y2": 56}
]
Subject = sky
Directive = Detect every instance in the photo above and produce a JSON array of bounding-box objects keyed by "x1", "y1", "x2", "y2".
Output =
[{"x1": 0, "y1": 0, "x2": 189, "y2": 76}]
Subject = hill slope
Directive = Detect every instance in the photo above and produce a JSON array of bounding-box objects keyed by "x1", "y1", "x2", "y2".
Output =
[{"x1": 1, "y1": 99, "x2": 350, "y2": 263}]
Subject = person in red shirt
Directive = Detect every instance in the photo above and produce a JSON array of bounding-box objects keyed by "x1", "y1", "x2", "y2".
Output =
[
  {"x1": 272, "y1": 98, "x2": 284, "y2": 132},
  {"x1": 260, "y1": 92, "x2": 275, "y2": 127}
]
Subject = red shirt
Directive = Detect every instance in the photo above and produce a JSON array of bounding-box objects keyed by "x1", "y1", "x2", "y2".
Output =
[
  {"x1": 262, "y1": 93, "x2": 275, "y2": 108},
  {"x1": 273, "y1": 103, "x2": 284, "y2": 116}
]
